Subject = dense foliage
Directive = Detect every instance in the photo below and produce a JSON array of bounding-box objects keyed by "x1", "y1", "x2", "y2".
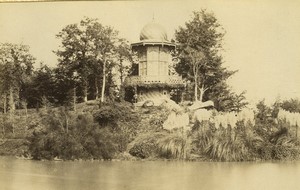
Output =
[
  {"x1": 55, "y1": 17, "x2": 133, "y2": 103},
  {"x1": 26, "y1": 101, "x2": 140, "y2": 160},
  {"x1": 189, "y1": 100, "x2": 300, "y2": 161},
  {"x1": 191, "y1": 121, "x2": 299, "y2": 161},
  {"x1": 174, "y1": 10, "x2": 247, "y2": 111},
  {"x1": 0, "y1": 18, "x2": 133, "y2": 114},
  {"x1": 0, "y1": 43, "x2": 35, "y2": 113},
  {"x1": 0, "y1": 98, "x2": 299, "y2": 161},
  {"x1": 126, "y1": 99, "x2": 300, "y2": 161},
  {"x1": 1, "y1": 14, "x2": 300, "y2": 162}
]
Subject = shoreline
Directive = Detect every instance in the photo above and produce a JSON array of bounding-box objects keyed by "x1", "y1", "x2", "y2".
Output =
[{"x1": 2, "y1": 154, "x2": 299, "y2": 163}]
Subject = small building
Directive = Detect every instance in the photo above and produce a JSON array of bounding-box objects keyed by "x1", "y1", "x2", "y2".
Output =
[{"x1": 124, "y1": 21, "x2": 184, "y2": 104}]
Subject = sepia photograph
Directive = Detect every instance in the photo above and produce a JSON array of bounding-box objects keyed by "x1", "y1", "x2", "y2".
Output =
[{"x1": 0, "y1": 0, "x2": 300, "y2": 189}]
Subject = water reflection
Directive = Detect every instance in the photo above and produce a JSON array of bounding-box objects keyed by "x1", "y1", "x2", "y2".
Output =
[{"x1": 0, "y1": 157, "x2": 300, "y2": 190}]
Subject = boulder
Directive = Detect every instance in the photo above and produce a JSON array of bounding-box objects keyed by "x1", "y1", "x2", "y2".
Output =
[
  {"x1": 188, "y1": 100, "x2": 214, "y2": 111},
  {"x1": 142, "y1": 100, "x2": 154, "y2": 108}
]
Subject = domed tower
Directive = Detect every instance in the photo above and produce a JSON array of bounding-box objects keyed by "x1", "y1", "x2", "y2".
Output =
[{"x1": 124, "y1": 21, "x2": 184, "y2": 104}]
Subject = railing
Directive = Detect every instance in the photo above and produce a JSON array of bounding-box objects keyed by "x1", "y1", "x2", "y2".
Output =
[{"x1": 124, "y1": 75, "x2": 184, "y2": 86}]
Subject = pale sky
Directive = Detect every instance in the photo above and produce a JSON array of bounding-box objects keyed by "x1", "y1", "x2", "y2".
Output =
[{"x1": 0, "y1": 0, "x2": 300, "y2": 105}]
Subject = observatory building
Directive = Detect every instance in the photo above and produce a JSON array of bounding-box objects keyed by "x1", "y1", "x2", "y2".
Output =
[{"x1": 124, "y1": 21, "x2": 184, "y2": 104}]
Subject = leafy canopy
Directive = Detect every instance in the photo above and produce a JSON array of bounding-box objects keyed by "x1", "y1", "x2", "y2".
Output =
[
  {"x1": 0, "y1": 43, "x2": 35, "y2": 91},
  {"x1": 55, "y1": 17, "x2": 129, "y2": 102},
  {"x1": 175, "y1": 10, "x2": 246, "y2": 111}
]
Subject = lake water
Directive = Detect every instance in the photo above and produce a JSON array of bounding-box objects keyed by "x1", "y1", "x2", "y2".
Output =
[{"x1": 1, "y1": 157, "x2": 300, "y2": 190}]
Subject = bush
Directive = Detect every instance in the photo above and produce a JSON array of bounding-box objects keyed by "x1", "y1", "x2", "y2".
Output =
[
  {"x1": 94, "y1": 102, "x2": 136, "y2": 127},
  {"x1": 28, "y1": 129, "x2": 85, "y2": 160},
  {"x1": 257, "y1": 135, "x2": 300, "y2": 160},
  {"x1": 94, "y1": 102, "x2": 140, "y2": 135},
  {"x1": 82, "y1": 128, "x2": 118, "y2": 160},
  {"x1": 129, "y1": 141, "x2": 156, "y2": 159},
  {"x1": 22, "y1": 98, "x2": 300, "y2": 161},
  {"x1": 28, "y1": 130, "x2": 58, "y2": 160},
  {"x1": 129, "y1": 132, "x2": 166, "y2": 159},
  {"x1": 157, "y1": 131, "x2": 190, "y2": 159},
  {"x1": 27, "y1": 109, "x2": 120, "y2": 160},
  {"x1": 93, "y1": 102, "x2": 141, "y2": 152},
  {"x1": 0, "y1": 139, "x2": 28, "y2": 156},
  {"x1": 191, "y1": 121, "x2": 261, "y2": 161},
  {"x1": 93, "y1": 105, "x2": 119, "y2": 127},
  {"x1": 204, "y1": 131, "x2": 249, "y2": 161},
  {"x1": 190, "y1": 120, "x2": 300, "y2": 161}
]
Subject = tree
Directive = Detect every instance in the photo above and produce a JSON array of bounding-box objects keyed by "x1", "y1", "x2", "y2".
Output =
[
  {"x1": 86, "y1": 17, "x2": 119, "y2": 103},
  {"x1": 213, "y1": 88, "x2": 248, "y2": 112},
  {"x1": 281, "y1": 98, "x2": 300, "y2": 113},
  {"x1": 114, "y1": 39, "x2": 134, "y2": 84},
  {"x1": 52, "y1": 67, "x2": 75, "y2": 106},
  {"x1": 21, "y1": 64, "x2": 57, "y2": 109},
  {"x1": 55, "y1": 17, "x2": 119, "y2": 102},
  {"x1": 0, "y1": 43, "x2": 35, "y2": 113},
  {"x1": 174, "y1": 10, "x2": 244, "y2": 110},
  {"x1": 113, "y1": 39, "x2": 136, "y2": 101},
  {"x1": 179, "y1": 47, "x2": 205, "y2": 101}
]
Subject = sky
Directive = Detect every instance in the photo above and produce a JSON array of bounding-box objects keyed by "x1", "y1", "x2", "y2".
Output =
[{"x1": 0, "y1": 0, "x2": 300, "y2": 105}]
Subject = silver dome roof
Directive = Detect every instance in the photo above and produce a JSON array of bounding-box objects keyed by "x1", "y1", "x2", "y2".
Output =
[{"x1": 140, "y1": 21, "x2": 168, "y2": 41}]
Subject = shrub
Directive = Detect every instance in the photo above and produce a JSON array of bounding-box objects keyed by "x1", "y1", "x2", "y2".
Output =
[
  {"x1": 28, "y1": 130, "x2": 57, "y2": 160},
  {"x1": 58, "y1": 133, "x2": 85, "y2": 160},
  {"x1": 28, "y1": 109, "x2": 120, "y2": 160},
  {"x1": 93, "y1": 105, "x2": 118, "y2": 127},
  {"x1": 257, "y1": 135, "x2": 300, "y2": 160},
  {"x1": 204, "y1": 131, "x2": 249, "y2": 161},
  {"x1": 84, "y1": 128, "x2": 118, "y2": 160},
  {"x1": 94, "y1": 102, "x2": 140, "y2": 132},
  {"x1": 191, "y1": 120, "x2": 263, "y2": 161},
  {"x1": 129, "y1": 141, "x2": 156, "y2": 159},
  {"x1": 157, "y1": 131, "x2": 190, "y2": 159},
  {"x1": 94, "y1": 102, "x2": 135, "y2": 126},
  {"x1": 129, "y1": 132, "x2": 166, "y2": 159},
  {"x1": 191, "y1": 120, "x2": 216, "y2": 151}
]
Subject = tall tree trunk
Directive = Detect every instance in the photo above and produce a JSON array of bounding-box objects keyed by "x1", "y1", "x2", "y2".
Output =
[
  {"x1": 95, "y1": 79, "x2": 99, "y2": 99},
  {"x1": 199, "y1": 85, "x2": 204, "y2": 103},
  {"x1": 8, "y1": 86, "x2": 15, "y2": 135},
  {"x1": 198, "y1": 84, "x2": 208, "y2": 103},
  {"x1": 101, "y1": 60, "x2": 106, "y2": 103},
  {"x1": 83, "y1": 83, "x2": 88, "y2": 102},
  {"x1": 296, "y1": 123, "x2": 298, "y2": 139},
  {"x1": 20, "y1": 100, "x2": 28, "y2": 132},
  {"x1": 194, "y1": 76, "x2": 198, "y2": 102},
  {"x1": 9, "y1": 86, "x2": 15, "y2": 113},
  {"x1": 65, "y1": 112, "x2": 69, "y2": 134},
  {"x1": 24, "y1": 102, "x2": 28, "y2": 117},
  {"x1": 2, "y1": 117, "x2": 4, "y2": 136},
  {"x1": 24, "y1": 102, "x2": 28, "y2": 131},
  {"x1": 73, "y1": 86, "x2": 76, "y2": 111},
  {"x1": 3, "y1": 94, "x2": 7, "y2": 114},
  {"x1": 119, "y1": 60, "x2": 124, "y2": 84},
  {"x1": 17, "y1": 87, "x2": 20, "y2": 109}
]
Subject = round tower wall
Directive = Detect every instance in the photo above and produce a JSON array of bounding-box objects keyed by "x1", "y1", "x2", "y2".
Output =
[{"x1": 137, "y1": 45, "x2": 171, "y2": 77}]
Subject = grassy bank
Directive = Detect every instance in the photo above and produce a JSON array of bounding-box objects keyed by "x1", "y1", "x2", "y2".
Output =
[{"x1": 1, "y1": 100, "x2": 300, "y2": 161}]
